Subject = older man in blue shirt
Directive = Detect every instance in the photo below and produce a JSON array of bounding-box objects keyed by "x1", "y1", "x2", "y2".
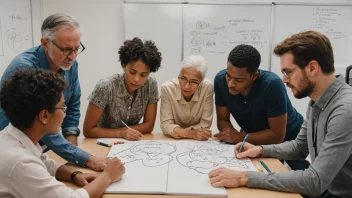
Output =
[{"x1": 0, "y1": 13, "x2": 107, "y2": 171}]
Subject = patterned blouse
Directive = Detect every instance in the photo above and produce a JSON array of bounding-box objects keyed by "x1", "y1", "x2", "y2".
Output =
[{"x1": 88, "y1": 74, "x2": 159, "y2": 128}]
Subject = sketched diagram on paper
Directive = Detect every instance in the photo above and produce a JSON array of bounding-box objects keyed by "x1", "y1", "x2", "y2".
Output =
[
  {"x1": 112, "y1": 141, "x2": 176, "y2": 167},
  {"x1": 177, "y1": 141, "x2": 250, "y2": 174}
]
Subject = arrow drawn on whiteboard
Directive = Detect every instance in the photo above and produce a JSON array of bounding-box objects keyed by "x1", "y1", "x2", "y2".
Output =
[{"x1": 219, "y1": 26, "x2": 231, "y2": 37}]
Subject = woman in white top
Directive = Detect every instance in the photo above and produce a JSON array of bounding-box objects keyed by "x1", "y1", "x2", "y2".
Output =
[
  {"x1": 160, "y1": 55, "x2": 214, "y2": 140},
  {"x1": 0, "y1": 70, "x2": 125, "y2": 198}
]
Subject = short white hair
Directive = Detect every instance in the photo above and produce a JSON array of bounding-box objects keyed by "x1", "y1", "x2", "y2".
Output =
[{"x1": 180, "y1": 55, "x2": 208, "y2": 81}]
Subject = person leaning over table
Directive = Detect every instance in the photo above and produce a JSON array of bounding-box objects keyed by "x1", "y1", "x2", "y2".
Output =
[
  {"x1": 83, "y1": 37, "x2": 162, "y2": 140},
  {"x1": 208, "y1": 30, "x2": 352, "y2": 198},
  {"x1": 0, "y1": 70, "x2": 125, "y2": 198},
  {"x1": 214, "y1": 44, "x2": 308, "y2": 170},
  {"x1": 160, "y1": 55, "x2": 213, "y2": 141},
  {"x1": 0, "y1": 13, "x2": 109, "y2": 171}
]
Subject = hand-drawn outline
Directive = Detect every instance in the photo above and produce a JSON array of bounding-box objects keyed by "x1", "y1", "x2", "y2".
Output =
[
  {"x1": 113, "y1": 141, "x2": 176, "y2": 167},
  {"x1": 196, "y1": 21, "x2": 209, "y2": 30},
  {"x1": 191, "y1": 47, "x2": 202, "y2": 54},
  {"x1": 177, "y1": 141, "x2": 249, "y2": 174},
  {"x1": 6, "y1": 28, "x2": 28, "y2": 53},
  {"x1": 191, "y1": 37, "x2": 202, "y2": 46},
  {"x1": 203, "y1": 37, "x2": 216, "y2": 47}
]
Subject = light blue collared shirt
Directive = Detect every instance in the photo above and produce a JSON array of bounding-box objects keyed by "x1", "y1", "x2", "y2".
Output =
[{"x1": 0, "y1": 45, "x2": 90, "y2": 166}]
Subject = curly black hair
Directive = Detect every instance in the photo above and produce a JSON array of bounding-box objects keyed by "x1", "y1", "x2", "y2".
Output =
[
  {"x1": 0, "y1": 70, "x2": 68, "y2": 130},
  {"x1": 118, "y1": 37, "x2": 162, "y2": 72},
  {"x1": 228, "y1": 44, "x2": 261, "y2": 74}
]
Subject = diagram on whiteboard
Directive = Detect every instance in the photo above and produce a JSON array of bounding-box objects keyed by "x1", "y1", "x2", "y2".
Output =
[
  {"x1": 110, "y1": 141, "x2": 176, "y2": 167},
  {"x1": 176, "y1": 141, "x2": 254, "y2": 174},
  {"x1": 6, "y1": 28, "x2": 29, "y2": 53},
  {"x1": 188, "y1": 19, "x2": 268, "y2": 55}
]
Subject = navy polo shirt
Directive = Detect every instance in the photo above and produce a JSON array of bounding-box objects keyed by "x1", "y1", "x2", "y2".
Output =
[{"x1": 214, "y1": 69, "x2": 303, "y2": 141}]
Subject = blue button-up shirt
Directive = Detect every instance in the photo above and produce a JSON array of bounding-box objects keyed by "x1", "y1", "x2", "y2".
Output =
[{"x1": 0, "y1": 46, "x2": 90, "y2": 166}]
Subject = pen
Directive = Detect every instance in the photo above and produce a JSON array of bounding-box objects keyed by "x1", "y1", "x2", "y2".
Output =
[
  {"x1": 97, "y1": 141, "x2": 111, "y2": 147},
  {"x1": 120, "y1": 119, "x2": 143, "y2": 139},
  {"x1": 255, "y1": 161, "x2": 268, "y2": 174},
  {"x1": 120, "y1": 120, "x2": 131, "y2": 129},
  {"x1": 258, "y1": 160, "x2": 271, "y2": 173},
  {"x1": 238, "y1": 134, "x2": 249, "y2": 153},
  {"x1": 113, "y1": 141, "x2": 125, "y2": 144},
  {"x1": 201, "y1": 127, "x2": 212, "y2": 141}
]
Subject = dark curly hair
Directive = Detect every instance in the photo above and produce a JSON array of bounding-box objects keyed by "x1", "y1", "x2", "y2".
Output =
[
  {"x1": 274, "y1": 30, "x2": 334, "y2": 74},
  {"x1": 118, "y1": 37, "x2": 162, "y2": 72},
  {"x1": 228, "y1": 44, "x2": 261, "y2": 75},
  {"x1": 0, "y1": 70, "x2": 68, "y2": 130}
]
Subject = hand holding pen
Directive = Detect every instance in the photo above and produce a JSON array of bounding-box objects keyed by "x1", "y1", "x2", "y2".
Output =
[
  {"x1": 234, "y1": 138, "x2": 264, "y2": 159},
  {"x1": 120, "y1": 120, "x2": 143, "y2": 141}
]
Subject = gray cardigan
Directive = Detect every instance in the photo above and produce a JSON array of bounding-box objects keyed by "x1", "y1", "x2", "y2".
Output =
[{"x1": 247, "y1": 76, "x2": 352, "y2": 198}]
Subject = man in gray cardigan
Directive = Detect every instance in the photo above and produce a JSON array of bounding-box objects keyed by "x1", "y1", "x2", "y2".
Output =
[{"x1": 208, "y1": 30, "x2": 352, "y2": 198}]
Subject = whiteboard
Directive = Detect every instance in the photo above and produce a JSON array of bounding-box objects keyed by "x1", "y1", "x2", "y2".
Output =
[
  {"x1": 125, "y1": 3, "x2": 183, "y2": 86},
  {"x1": 183, "y1": 4, "x2": 272, "y2": 132},
  {"x1": 0, "y1": 0, "x2": 33, "y2": 75},
  {"x1": 271, "y1": 5, "x2": 352, "y2": 117},
  {"x1": 183, "y1": 4, "x2": 272, "y2": 78}
]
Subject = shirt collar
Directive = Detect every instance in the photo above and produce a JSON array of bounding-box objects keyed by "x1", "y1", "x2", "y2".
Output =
[
  {"x1": 6, "y1": 124, "x2": 43, "y2": 158},
  {"x1": 175, "y1": 79, "x2": 200, "y2": 104},
  {"x1": 313, "y1": 75, "x2": 345, "y2": 110},
  {"x1": 38, "y1": 45, "x2": 66, "y2": 75},
  {"x1": 117, "y1": 74, "x2": 135, "y2": 98}
]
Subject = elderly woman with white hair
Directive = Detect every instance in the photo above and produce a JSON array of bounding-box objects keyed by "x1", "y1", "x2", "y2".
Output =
[{"x1": 160, "y1": 55, "x2": 214, "y2": 140}]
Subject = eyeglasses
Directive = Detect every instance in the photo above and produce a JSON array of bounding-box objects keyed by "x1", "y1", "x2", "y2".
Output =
[
  {"x1": 281, "y1": 67, "x2": 298, "y2": 79},
  {"x1": 178, "y1": 76, "x2": 200, "y2": 88},
  {"x1": 51, "y1": 41, "x2": 85, "y2": 56},
  {"x1": 55, "y1": 104, "x2": 67, "y2": 113}
]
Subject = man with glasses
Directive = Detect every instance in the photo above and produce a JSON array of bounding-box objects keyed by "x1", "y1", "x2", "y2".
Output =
[
  {"x1": 0, "y1": 13, "x2": 109, "y2": 171},
  {"x1": 209, "y1": 30, "x2": 352, "y2": 198},
  {"x1": 214, "y1": 44, "x2": 307, "y2": 170}
]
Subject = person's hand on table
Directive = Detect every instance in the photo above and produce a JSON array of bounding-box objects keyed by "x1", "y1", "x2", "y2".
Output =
[
  {"x1": 85, "y1": 156, "x2": 111, "y2": 171},
  {"x1": 208, "y1": 168, "x2": 248, "y2": 187}
]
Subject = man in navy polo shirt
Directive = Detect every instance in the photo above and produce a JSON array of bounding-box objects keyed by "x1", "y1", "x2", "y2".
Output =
[{"x1": 214, "y1": 44, "x2": 306, "y2": 169}]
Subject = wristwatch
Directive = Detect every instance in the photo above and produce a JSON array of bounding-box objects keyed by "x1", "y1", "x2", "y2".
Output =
[
  {"x1": 71, "y1": 171, "x2": 83, "y2": 184},
  {"x1": 62, "y1": 127, "x2": 81, "y2": 137}
]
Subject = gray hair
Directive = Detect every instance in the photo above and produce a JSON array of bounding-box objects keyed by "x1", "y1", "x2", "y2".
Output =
[
  {"x1": 41, "y1": 13, "x2": 80, "y2": 41},
  {"x1": 180, "y1": 55, "x2": 208, "y2": 81}
]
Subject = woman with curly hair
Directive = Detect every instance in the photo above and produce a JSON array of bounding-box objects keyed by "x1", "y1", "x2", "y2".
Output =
[{"x1": 83, "y1": 37, "x2": 162, "y2": 140}]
